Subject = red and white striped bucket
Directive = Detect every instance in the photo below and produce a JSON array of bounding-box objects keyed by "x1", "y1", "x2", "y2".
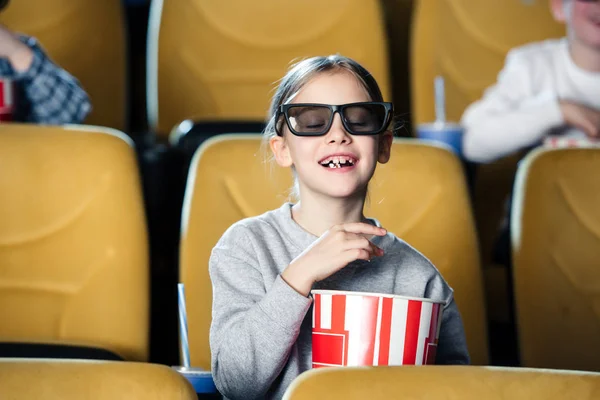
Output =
[
  {"x1": 544, "y1": 136, "x2": 600, "y2": 148},
  {"x1": 0, "y1": 79, "x2": 16, "y2": 122},
  {"x1": 311, "y1": 290, "x2": 444, "y2": 368}
]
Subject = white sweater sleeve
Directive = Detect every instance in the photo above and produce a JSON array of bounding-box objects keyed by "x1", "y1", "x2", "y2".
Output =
[{"x1": 461, "y1": 49, "x2": 565, "y2": 163}]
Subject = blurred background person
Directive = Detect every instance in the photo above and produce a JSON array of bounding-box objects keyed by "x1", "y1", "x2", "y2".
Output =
[
  {"x1": 460, "y1": 0, "x2": 600, "y2": 266},
  {"x1": 461, "y1": 0, "x2": 600, "y2": 163}
]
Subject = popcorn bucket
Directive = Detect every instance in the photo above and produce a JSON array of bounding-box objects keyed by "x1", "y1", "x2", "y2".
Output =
[
  {"x1": 544, "y1": 136, "x2": 600, "y2": 149},
  {"x1": 0, "y1": 79, "x2": 16, "y2": 122},
  {"x1": 311, "y1": 290, "x2": 445, "y2": 368}
]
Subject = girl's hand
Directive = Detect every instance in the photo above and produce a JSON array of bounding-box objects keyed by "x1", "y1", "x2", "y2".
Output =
[{"x1": 281, "y1": 223, "x2": 387, "y2": 296}]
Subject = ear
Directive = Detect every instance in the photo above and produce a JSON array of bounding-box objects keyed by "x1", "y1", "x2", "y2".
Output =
[
  {"x1": 377, "y1": 130, "x2": 393, "y2": 164},
  {"x1": 269, "y1": 135, "x2": 293, "y2": 167},
  {"x1": 550, "y1": 0, "x2": 566, "y2": 23}
]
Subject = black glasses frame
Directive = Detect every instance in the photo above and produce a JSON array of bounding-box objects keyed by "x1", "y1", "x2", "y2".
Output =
[{"x1": 275, "y1": 102, "x2": 393, "y2": 137}]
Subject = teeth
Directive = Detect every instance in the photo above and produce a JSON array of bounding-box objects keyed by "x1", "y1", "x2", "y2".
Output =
[{"x1": 320, "y1": 156, "x2": 356, "y2": 167}]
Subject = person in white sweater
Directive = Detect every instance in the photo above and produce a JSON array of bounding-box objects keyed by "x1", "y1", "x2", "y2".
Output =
[{"x1": 462, "y1": 0, "x2": 600, "y2": 163}]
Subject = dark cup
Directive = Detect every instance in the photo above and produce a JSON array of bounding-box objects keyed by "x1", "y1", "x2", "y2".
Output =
[{"x1": 416, "y1": 122, "x2": 464, "y2": 157}]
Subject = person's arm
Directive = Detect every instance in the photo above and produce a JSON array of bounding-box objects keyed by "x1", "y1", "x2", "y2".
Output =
[
  {"x1": 0, "y1": 23, "x2": 33, "y2": 72},
  {"x1": 13, "y1": 36, "x2": 91, "y2": 124},
  {"x1": 461, "y1": 50, "x2": 564, "y2": 163},
  {"x1": 435, "y1": 296, "x2": 470, "y2": 365},
  {"x1": 209, "y1": 232, "x2": 312, "y2": 400}
]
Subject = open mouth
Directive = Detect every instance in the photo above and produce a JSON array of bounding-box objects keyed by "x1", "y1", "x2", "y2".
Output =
[{"x1": 319, "y1": 155, "x2": 357, "y2": 169}]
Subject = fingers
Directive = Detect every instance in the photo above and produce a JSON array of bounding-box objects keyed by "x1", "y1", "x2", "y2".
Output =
[
  {"x1": 345, "y1": 237, "x2": 384, "y2": 258},
  {"x1": 583, "y1": 125, "x2": 599, "y2": 139},
  {"x1": 342, "y1": 248, "x2": 373, "y2": 264},
  {"x1": 336, "y1": 222, "x2": 387, "y2": 236}
]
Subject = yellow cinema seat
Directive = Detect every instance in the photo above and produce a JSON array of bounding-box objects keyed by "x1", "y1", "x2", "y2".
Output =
[
  {"x1": 512, "y1": 148, "x2": 600, "y2": 371},
  {"x1": 283, "y1": 366, "x2": 600, "y2": 400},
  {"x1": 147, "y1": 0, "x2": 390, "y2": 137},
  {"x1": 179, "y1": 134, "x2": 292, "y2": 369},
  {"x1": 0, "y1": 359, "x2": 197, "y2": 400},
  {"x1": 0, "y1": 124, "x2": 149, "y2": 361}
]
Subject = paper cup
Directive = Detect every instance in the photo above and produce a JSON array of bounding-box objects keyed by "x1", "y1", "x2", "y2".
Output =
[
  {"x1": 311, "y1": 290, "x2": 444, "y2": 368},
  {"x1": 416, "y1": 122, "x2": 464, "y2": 157},
  {"x1": 0, "y1": 79, "x2": 16, "y2": 122}
]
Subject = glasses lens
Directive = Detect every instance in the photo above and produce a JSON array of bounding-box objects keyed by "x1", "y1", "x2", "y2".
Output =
[
  {"x1": 287, "y1": 106, "x2": 332, "y2": 134},
  {"x1": 342, "y1": 103, "x2": 387, "y2": 133}
]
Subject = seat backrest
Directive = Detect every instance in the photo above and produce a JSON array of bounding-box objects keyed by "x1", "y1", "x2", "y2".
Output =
[
  {"x1": 366, "y1": 139, "x2": 488, "y2": 364},
  {"x1": 0, "y1": 0, "x2": 127, "y2": 130},
  {"x1": 0, "y1": 124, "x2": 149, "y2": 361},
  {"x1": 0, "y1": 359, "x2": 197, "y2": 400},
  {"x1": 511, "y1": 148, "x2": 600, "y2": 371},
  {"x1": 411, "y1": 0, "x2": 563, "y2": 124},
  {"x1": 181, "y1": 135, "x2": 487, "y2": 368},
  {"x1": 283, "y1": 365, "x2": 600, "y2": 400},
  {"x1": 147, "y1": 0, "x2": 390, "y2": 136},
  {"x1": 180, "y1": 135, "x2": 292, "y2": 368}
]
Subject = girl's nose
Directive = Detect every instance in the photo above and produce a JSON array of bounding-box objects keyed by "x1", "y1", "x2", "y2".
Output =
[{"x1": 325, "y1": 114, "x2": 352, "y2": 144}]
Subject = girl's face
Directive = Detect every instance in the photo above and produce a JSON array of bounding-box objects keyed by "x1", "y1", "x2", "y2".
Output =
[{"x1": 270, "y1": 71, "x2": 393, "y2": 201}]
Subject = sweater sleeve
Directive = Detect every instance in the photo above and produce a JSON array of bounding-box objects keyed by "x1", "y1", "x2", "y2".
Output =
[
  {"x1": 14, "y1": 36, "x2": 91, "y2": 124},
  {"x1": 209, "y1": 227, "x2": 312, "y2": 400},
  {"x1": 436, "y1": 296, "x2": 470, "y2": 365},
  {"x1": 461, "y1": 48, "x2": 564, "y2": 163}
]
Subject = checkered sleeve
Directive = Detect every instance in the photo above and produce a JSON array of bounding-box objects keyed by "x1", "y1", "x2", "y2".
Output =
[{"x1": 15, "y1": 36, "x2": 92, "y2": 125}]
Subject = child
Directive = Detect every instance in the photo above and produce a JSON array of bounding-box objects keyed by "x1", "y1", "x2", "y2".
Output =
[
  {"x1": 209, "y1": 55, "x2": 470, "y2": 400},
  {"x1": 460, "y1": 0, "x2": 600, "y2": 267},
  {"x1": 461, "y1": 0, "x2": 600, "y2": 163}
]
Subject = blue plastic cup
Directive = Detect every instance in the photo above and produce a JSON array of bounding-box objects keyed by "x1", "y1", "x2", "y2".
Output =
[
  {"x1": 416, "y1": 122, "x2": 464, "y2": 157},
  {"x1": 172, "y1": 367, "x2": 219, "y2": 397}
]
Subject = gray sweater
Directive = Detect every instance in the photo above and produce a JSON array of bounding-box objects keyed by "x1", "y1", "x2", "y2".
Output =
[{"x1": 209, "y1": 203, "x2": 470, "y2": 400}]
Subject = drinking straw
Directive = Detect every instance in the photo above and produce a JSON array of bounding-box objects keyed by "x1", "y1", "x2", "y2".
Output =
[
  {"x1": 434, "y1": 75, "x2": 446, "y2": 125},
  {"x1": 178, "y1": 283, "x2": 191, "y2": 368}
]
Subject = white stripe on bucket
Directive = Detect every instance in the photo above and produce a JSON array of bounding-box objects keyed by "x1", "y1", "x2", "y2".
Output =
[
  {"x1": 320, "y1": 294, "x2": 332, "y2": 330},
  {"x1": 415, "y1": 301, "x2": 433, "y2": 365},
  {"x1": 388, "y1": 298, "x2": 408, "y2": 365},
  {"x1": 345, "y1": 295, "x2": 362, "y2": 366},
  {"x1": 372, "y1": 297, "x2": 383, "y2": 365}
]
